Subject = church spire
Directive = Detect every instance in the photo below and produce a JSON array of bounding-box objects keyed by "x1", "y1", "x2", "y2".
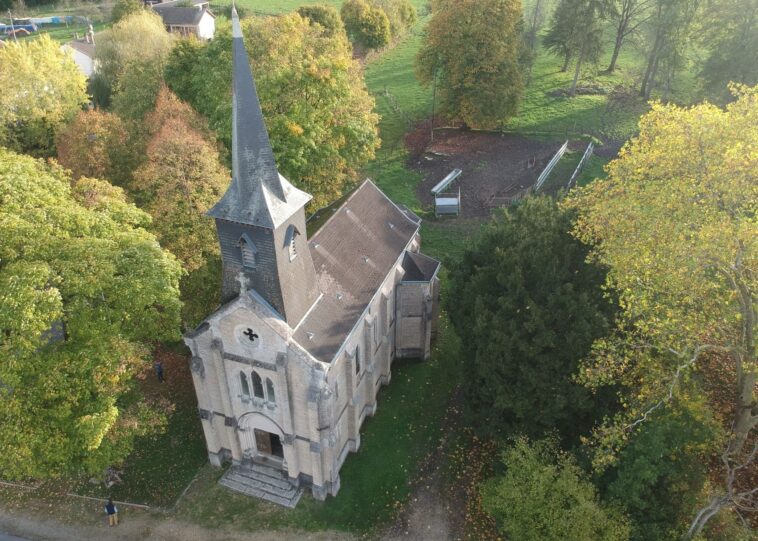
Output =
[{"x1": 207, "y1": 4, "x2": 311, "y2": 228}]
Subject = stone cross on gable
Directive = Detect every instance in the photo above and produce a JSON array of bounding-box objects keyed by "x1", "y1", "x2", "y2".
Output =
[{"x1": 236, "y1": 272, "x2": 251, "y2": 294}]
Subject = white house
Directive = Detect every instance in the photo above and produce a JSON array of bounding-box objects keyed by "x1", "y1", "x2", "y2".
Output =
[{"x1": 152, "y1": 2, "x2": 215, "y2": 40}]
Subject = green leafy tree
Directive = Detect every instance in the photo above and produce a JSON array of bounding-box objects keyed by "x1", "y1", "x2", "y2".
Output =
[
  {"x1": 604, "y1": 0, "x2": 653, "y2": 73},
  {"x1": 374, "y1": 0, "x2": 417, "y2": 37},
  {"x1": 416, "y1": 0, "x2": 524, "y2": 129},
  {"x1": 638, "y1": 0, "x2": 699, "y2": 98},
  {"x1": 0, "y1": 35, "x2": 88, "y2": 156},
  {"x1": 605, "y1": 403, "x2": 718, "y2": 540},
  {"x1": 482, "y1": 437, "x2": 631, "y2": 541},
  {"x1": 95, "y1": 10, "x2": 173, "y2": 108},
  {"x1": 566, "y1": 86, "x2": 758, "y2": 539},
  {"x1": 544, "y1": 0, "x2": 604, "y2": 94},
  {"x1": 447, "y1": 197, "x2": 617, "y2": 444},
  {"x1": 111, "y1": 0, "x2": 143, "y2": 23},
  {"x1": 56, "y1": 109, "x2": 137, "y2": 186},
  {"x1": 341, "y1": 0, "x2": 392, "y2": 49},
  {"x1": 297, "y1": 4, "x2": 345, "y2": 37},
  {"x1": 0, "y1": 148, "x2": 183, "y2": 480},
  {"x1": 165, "y1": 14, "x2": 380, "y2": 209},
  {"x1": 699, "y1": 0, "x2": 758, "y2": 102}
]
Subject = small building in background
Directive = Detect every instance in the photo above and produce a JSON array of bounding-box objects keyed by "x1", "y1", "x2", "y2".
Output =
[
  {"x1": 152, "y1": 0, "x2": 215, "y2": 40},
  {"x1": 61, "y1": 26, "x2": 97, "y2": 78}
]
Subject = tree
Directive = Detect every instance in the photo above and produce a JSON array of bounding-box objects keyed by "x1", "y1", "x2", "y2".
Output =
[
  {"x1": 374, "y1": 0, "x2": 417, "y2": 37},
  {"x1": 297, "y1": 4, "x2": 345, "y2": 37},
  {"x1": 0, "y1": 35, "x2": 88, "y2": 156},
  {"x1": 638, "y1": 0, "x2": 699, "y2": 99},
  {"x1": 699, "y1": 0, "x2": 758, "y2": 102},
  {"x1": 566, "y1": 86, "x2": 758, "y2": 538},
  {"x1": 604, "y1": 404, "x2": 718, "y2": 540},
  {"x1": 447, "y1": 197, "x2": 617, "y2": 444},
  {"x1": 604, "y1": 0, "x2": 653, "y2": 73},
  {"x1": 56, "y1": 109, "x2": 136, "y2": 186},
  {"x1": 165, "y1": 14, "x2": 380, "y2": 209},
  {"x1": 95, "y1": 10, "x2": 173, "y2": 108},
  {"x1": 544, "y1": 0, "x2": 605, "y2": 95},
  {"x1": 111, "y1": 58, "x2": 167, "y2": 121},
  {"x1": 0, "y1": 148, "x2": 183, "y2": 480},
  {"x1": 110, "y1": 0, "x2": 143, "y2": 23},
  {"x1": 481, "y1": 437, "x2": 631, "y2": 541},
  {"x1": 341, "y1": 0, "x2": 392, "y2": 49},
  {"x1": 131, "y1": 87, "x2": 228, "y2": 273},
  {"x1": 416, "y1": 0, "x2": 525, "y2": 129}
]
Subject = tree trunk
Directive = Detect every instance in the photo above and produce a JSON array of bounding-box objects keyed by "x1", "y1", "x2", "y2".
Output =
[
  {"x1": 561, "y1": 50, "x2": 571, "y2": 72},
  {"x1": 640, "y1": 31, "x2": 662, "y2": 98},
  {"x1": 607, "y1": 32, "x2": 624, "y2": 73},
  {"x1": 570, "y1": 44, "x2": 585, "y2": 97},
  {"x1": 684, "y1": 495, "x2": 728, "y2": 540}
]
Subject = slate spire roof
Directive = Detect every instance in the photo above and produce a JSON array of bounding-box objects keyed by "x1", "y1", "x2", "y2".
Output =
[{"x1": 207, "y1": 4, "x2": 311, "y2": 228}]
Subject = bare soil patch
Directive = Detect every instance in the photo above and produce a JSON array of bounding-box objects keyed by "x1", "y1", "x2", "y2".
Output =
[{"x1": 407, "y1": 127, "x2": 569, "y2": 218}]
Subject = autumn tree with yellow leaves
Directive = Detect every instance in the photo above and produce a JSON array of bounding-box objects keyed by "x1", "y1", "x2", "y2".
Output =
[
  {"x1": 566, "y1": 86, "x2": 758, "y2": 539},
  {"x1": 416, "y1": 0, "x2": 525, "y2": 129}
]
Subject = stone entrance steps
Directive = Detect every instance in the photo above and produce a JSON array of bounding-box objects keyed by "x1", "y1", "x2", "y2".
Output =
[{"x1": 219, "y1": 462, "x2": 303, "y2": 508}]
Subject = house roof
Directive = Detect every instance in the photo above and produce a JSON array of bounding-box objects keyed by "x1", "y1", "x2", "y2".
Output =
[
  {"x1": 153, "y1": 6, "x2": 213, "y2": 26},
  {"x1": 64, "y1": 39, "x2": 95, "y2": 57},
  {"x1": 292, "y1": 180, "x2": 421, "y2": 363},
  {"x1": 400, "y1": 251, "x2": 440, "y2": 282},
  {"x1": 207, "y1": 6, "x2": 310, "y2": 229}
]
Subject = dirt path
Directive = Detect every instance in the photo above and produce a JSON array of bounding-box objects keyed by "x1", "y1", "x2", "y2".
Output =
[{"x1": 0, "y1": 508, "x2": 354, "y2": 541}]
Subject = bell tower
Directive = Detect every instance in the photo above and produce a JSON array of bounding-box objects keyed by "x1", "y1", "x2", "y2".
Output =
[{"x1": 207, "y1": 6, "x2": 320, "y2": 327}]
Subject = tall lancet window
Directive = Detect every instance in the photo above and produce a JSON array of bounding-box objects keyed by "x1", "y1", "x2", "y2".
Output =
[
  {"x1": 285, "y1": 225, "x2": 299, "y2": 261},
  {"x1": 240, "y1": 372, "x2": 250, "y2": 398},
  {"x1": 239, "y1": 235, "x2": 257, "y2": 268},
  {"x1": 251, "y1": 371, "x2": 265, "y2": 399},
  {"x1": 266, "y1": 378, "x2": 276, "y2": 404}
]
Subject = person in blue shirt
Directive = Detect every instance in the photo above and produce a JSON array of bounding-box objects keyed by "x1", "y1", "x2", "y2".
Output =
[{"x1": 104, "y1": 497, "x2": 118, "y2": 526}]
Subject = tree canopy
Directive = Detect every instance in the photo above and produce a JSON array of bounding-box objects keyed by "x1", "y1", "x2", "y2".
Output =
[
  {"x1": 0, "y1": 35, "x2": 88, "y2": 156},
  {"x1": 297, "y1": 4, "x2": 345, "y2": 37},
  {"x1": 447, "y1": 197, "x2": 616, "y2": 444},
  {"x1": 341, "y1": 0, "x2": 392, "y2": 49},
  {"x1": 481, "y1": 437, "x2": 631, "y2": 541},
  {"x1": 164, "y1": 13, "x2": 380, "y2": 209},
  {"x1": 416, "y1": 0, "x2": 525, "y2": 129},
  {"x1": 94, "y1": 10, "x2": 173, "y2": 115},
  {"x1": 566, "y1": 86, "x2": 758, "y2": 538},
  {"x1": 0, "y1": 148, "x2": 183, "y2": 480}
]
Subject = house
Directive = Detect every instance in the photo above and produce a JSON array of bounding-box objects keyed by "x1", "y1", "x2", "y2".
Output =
[
  {"x1": 62, "y1": 39, "x2": 96, "y2": 77},
  {"x1": 152, "y1": 1, "x2": 215, "y2": 40},
  {"x1": 183, "y1": 7, "x2": 440, "y2": 507}
]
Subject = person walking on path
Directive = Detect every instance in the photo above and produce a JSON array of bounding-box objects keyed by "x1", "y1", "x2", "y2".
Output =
[
  {"x1": 104, "y1": 498, "x2": 118, "y2": 527},
  {"x1": 154, "y1": 360, "x2": 164, "y2": 383}
]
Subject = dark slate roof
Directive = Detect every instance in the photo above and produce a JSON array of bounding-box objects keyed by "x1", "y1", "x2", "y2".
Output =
[
  {"x1": 207, "y1": 6, "x2": 310, "y2": 228},
  {"x1": 401, "y1": 251, "x2": 440, "y2": 282},
  {"x1": 153, "y1": 6, "x2": 210, "y2": 26},
  {"x1": 292, "y1": 180, "x2": 420, "y2": 363},
  {"x1": 66, "y1": 39, "x2": 95, "y2": 57}
]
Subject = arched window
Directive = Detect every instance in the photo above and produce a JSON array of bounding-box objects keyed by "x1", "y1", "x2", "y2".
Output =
[
  {"x1": 238, "y1": 235, "x2": 257, "y2": 268},
  {"x1": 251, "y1": 371, "x2": 264, "y2": 399},
  {"x1": 284, "y1": 225, "x2": 299, "y2": 261},
  {"x1": 239, "y1": 372, "x2": 250, "y2": 397},
  {"x1": 266, "y1": 378, "x2": 276, "y2": 404},
  {"x1": 355, "y1": 346, "x2": 361, "y2": 375}
]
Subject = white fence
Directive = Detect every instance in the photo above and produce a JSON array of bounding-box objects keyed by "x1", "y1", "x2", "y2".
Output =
[
  {"x1": 534, "y1": 140, "x2": 568, "y2": 192},
  {"x1": 566, "y1": 142, "x2": 594, "y2": 190}
]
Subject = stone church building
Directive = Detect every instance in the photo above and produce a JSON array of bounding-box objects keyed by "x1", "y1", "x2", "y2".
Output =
[{"x1": 183, "y1": 8, "x2": 440, "y2": 507}]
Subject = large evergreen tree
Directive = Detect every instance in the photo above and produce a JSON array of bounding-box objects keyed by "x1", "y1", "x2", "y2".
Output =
[
  {"x1": 416, "y1": 0, "x2": 525, "y2": 129},
  {"x1": 0, "y1": 149, "x2": 183, "y2": 480},
  {"x1": 448, "y1": 197, "x2": 616, "y2": 444}
]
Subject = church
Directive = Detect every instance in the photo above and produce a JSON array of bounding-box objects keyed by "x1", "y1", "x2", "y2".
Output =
[{"x1": 183, "y1": 8, "x2": 441, "y2": 507}]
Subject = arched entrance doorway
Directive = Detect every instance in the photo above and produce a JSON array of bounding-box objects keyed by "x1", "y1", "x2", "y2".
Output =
[{"x1": 238, "y1": 412, "x2": 286, "y2": 466}]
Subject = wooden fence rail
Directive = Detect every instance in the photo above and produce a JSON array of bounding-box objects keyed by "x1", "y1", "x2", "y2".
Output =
[
  {"x1": 566, "y1": 142, "x2": 595, "y2": 190},
  {"x1": 535, "y1": 140, "x2": 568, "y2": 192}
]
